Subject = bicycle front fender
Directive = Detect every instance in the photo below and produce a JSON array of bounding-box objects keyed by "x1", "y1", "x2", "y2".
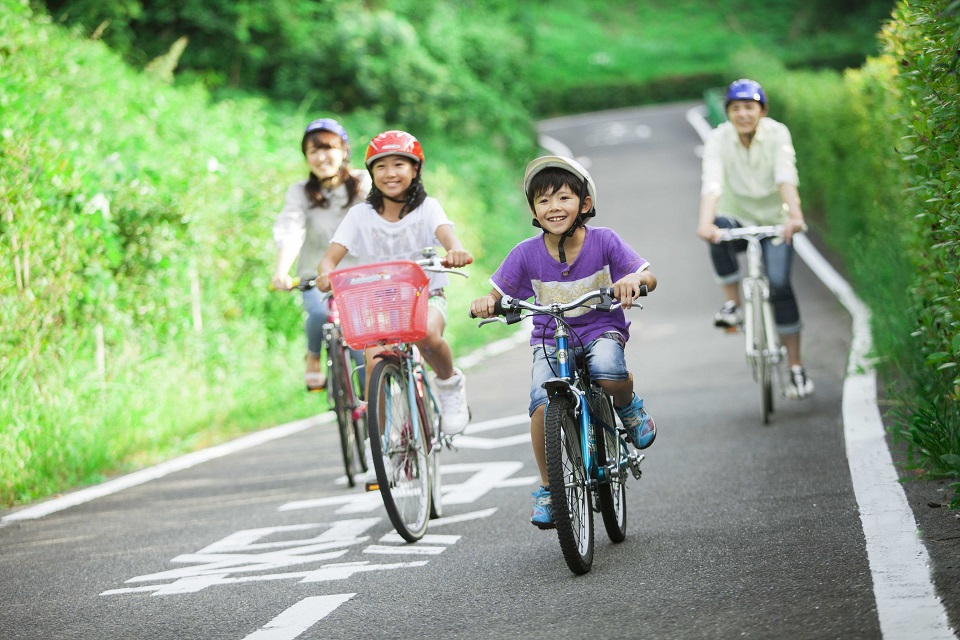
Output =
[{"x1": 543, "y1": 377, "x2": 581, "y2": 402}]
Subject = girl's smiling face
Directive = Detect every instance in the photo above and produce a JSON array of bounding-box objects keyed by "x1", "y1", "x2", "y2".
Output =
[
  {"x1": 304, "y1": 131, "x2": 346, "y2": 180},
  {"x1": 371, "y1": 155, "x2": 417, "y2": 199},
  {"x1": 533, "y1": 184, "x2": 592, "y2": 235}
]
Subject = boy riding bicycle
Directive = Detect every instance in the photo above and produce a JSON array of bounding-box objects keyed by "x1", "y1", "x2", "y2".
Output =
[
  {"x1": 696, "y1": 79, "x2": 814, "y2": 399},
  {"x1": 469, "y1": 156, "x2": 657, "y2": 529}
]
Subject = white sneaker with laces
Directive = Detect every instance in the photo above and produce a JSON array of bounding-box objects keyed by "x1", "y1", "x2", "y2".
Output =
[
  {"x1": 785, "y1": 365, "x2": 815, "y2": 399},
  {"x1": 434, "y1": 368, "x2": 470, "y2": 435},
  {"x1": 714, "y1": 300, "x2": 743, "y2": 329}
]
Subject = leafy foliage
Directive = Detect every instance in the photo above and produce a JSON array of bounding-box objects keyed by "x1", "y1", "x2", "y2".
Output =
[{"x1": 880, "y1": 0, "x2": 960, "y2": 487}]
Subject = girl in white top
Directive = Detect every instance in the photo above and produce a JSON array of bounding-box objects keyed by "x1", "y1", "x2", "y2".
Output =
[
  {"x1": 272, "y1": 118, "x2": 370, "y2": 391},
  {"x1": 317, "y1": 130, "x2": 472, "y2": 435}
]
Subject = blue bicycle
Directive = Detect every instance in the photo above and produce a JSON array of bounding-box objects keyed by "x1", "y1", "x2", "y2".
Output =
[{"x1": 475, "y1": 287, "x2": 646, "y2": 574}]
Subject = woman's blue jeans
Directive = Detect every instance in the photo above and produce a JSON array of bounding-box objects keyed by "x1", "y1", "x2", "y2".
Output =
[
  {"x1": 302, "y1": 287, "x2": 363, "y2": 366},
  {"x1": 710, "y1": 216, "x2": 801, "y2": 335}
]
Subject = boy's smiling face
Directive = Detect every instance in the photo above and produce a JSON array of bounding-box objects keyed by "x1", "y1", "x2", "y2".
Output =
[{"x1": 532, "y1": 184, "x2": 592, "y2": 235}]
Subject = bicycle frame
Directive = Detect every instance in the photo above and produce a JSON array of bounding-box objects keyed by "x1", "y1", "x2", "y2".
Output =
[
  {"x1": 716, "y1": 225, "x2": 788, "y2": 423},
  {"x1": 740, "y1": 235, "x2": 782, "y2": 373},
  {"x1": 544, "y1": 322, "x2": 639, "y2": 490}
]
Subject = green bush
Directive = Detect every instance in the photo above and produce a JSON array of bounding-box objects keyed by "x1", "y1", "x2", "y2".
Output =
[
  {"x1": 0, "y1": 2, "x2": 532, "y2": 506},
  {"x1": 880, "y1": 0, "x2": 960, "y2": 484}
]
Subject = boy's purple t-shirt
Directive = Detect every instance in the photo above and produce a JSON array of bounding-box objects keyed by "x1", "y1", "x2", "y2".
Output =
[{"x1": 490, "y1": 226, "x2": 649, "y2": 347}]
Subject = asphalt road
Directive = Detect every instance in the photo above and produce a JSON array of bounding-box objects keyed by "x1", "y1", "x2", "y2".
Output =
[{"x1": 0, "y1": 102, "x2": 950, "y2": 639}]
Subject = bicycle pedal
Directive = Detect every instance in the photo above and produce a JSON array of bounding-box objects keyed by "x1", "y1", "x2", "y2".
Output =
[
  {"x1": 724, "y1": 326, "x2": 739, "y2": 334},
  {"x1": 365, "y1": 481, "x2": 380, "y2": 492}
]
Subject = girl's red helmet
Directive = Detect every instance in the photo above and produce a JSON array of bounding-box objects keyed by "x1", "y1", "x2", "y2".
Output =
[{"x1": 365, "y1": 130, "x2": 424, "y2": 168}]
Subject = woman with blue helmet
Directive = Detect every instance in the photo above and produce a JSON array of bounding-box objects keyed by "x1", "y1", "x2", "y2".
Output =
[
  {"x1": 272, "y1": 118, "x2": 370, "y2": 391},
  {"x1": 696, "y1": 79, "x2": 815, "y2": 399}
]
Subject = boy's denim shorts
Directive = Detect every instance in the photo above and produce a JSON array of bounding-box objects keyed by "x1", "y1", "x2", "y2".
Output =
[{"x1": 528, "y1": 333, "x2": 628, "y2": 416}]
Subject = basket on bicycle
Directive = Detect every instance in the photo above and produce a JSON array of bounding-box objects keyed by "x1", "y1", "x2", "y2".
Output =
[{"x1": 329, "y1": 260, "x2": 430, "y2": 350}]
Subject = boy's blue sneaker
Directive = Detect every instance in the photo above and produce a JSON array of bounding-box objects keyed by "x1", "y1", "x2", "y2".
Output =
[
  {"x1": 617, "y1": 395, "x2": 656, "y2": 449},
  {"x1": 530, "y1": 486, "x2": 555, "y2": 529}
]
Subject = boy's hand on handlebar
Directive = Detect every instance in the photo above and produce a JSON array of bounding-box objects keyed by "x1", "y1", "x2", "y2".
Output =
[
  {"x1": 613, "y1": 272, "x2": 654, "y2": 309},
  {"x1": 442, "y1": 249, "x2": 473, "y2": 269},
  {"x1": 469, "y1": 293, "x2": 499, "y2": 319}
]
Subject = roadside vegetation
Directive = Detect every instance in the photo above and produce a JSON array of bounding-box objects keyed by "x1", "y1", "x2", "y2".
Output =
[{"x1": 5, "y1": 0, "x2": 956, "y2": 507}]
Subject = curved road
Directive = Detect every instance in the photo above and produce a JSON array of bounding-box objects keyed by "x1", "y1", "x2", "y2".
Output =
[{"x1": 0, "y1": 102, "x2": 948, "y2": 639}]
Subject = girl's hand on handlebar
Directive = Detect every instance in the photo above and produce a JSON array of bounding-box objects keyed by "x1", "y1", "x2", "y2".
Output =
[
  {"x1": 442, "y1": 249, "x2": 473, "y2": 269},
  {"x1": 316, "y1": 272, "x2": 332, "y2": 293}
]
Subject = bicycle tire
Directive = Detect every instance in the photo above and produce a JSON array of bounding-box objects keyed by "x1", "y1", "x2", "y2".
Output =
[
  {"x1": 421, "y1": 374, "x2": 443, "y2": 519},
  {"x1": 327, "y1": 343, "x2": 359, "y2": 487},
  {"x1": 347, "y1": 351, "x2": 368, "y2": 473},
  {"x1": 368, "y1": 358, "x2": 431, "y2": 542},
  {"x1": 545, "y1": 396, "x2": 594, "y2": 574},
  {"x1": 592, "y1": 390, "x2": 627, "y2": 543},
  {"x1": 753, "y1": 292, "x2": 772, "y2": 425}
]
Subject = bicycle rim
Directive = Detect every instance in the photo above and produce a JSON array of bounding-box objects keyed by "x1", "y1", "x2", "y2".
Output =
[
  {"x1": 545, "y1": 397, "x2": 594, "y2": 574},
  {"x1": 593, "y1": 392, "x2": 627, "y2": 543},
  {"x1": 368, "y1": 358, "x2": 430, "y2": 542},
  {"x1": 328, "y1": 345, "x2": 357, "y2": 487}
]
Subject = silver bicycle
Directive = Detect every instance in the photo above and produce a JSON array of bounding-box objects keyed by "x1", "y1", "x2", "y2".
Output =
[{"x1": 715, "y1": 225, "x2": 787, "y2": 424}]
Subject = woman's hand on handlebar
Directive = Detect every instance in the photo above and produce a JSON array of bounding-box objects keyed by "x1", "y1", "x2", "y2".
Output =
[
  {"x1": 697, "y1": 222, "x2": 722, "y2": 244},
  {"x1": 271, "y1": 273, "x2": 295, "y2": 291}
]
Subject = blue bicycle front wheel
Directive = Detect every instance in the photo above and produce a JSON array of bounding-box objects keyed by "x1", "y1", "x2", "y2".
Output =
[{"x1": 545, "y1": 396, "x2": 594, "y2": 575}]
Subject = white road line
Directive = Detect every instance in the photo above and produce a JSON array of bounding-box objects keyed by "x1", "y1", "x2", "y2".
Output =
[
  {"x1": 684, "y1": 105, "x2": 954, "y2": 639},
  {"x1": 242, "y1": 594, "x2": 354, "y2": 640},
  {"x1": 1, "y1": 415, "x2": 328, "y2": 524}
]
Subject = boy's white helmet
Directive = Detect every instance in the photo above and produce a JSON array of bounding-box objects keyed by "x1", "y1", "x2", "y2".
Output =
[{"x1": 523, "y1": 155, "x2": 597, "y2": 211}]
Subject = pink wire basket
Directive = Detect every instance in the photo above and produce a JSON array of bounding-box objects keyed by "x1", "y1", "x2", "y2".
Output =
[{"x1": 329, "y1": 261, "x2": 430, "y2": 350}]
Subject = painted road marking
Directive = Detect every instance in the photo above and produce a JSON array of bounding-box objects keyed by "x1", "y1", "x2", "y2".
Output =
[
  {"x1": 242, "y1": 594, "x2": 354, "y2": 640},
  {"x1": 279, "y1": 462, "x2": 533, "y2": 513},
  {"x1": 100, "y1": 509, "x2": 498, "y2": 597}
]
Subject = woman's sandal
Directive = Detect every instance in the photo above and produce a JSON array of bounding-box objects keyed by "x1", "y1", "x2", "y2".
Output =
[
  {"x1": 304, "y1": 354, "x2": 326, "y2": 392},
  {"x1": 304, "y1": 371, "x2": 326, "y2": 392}
]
